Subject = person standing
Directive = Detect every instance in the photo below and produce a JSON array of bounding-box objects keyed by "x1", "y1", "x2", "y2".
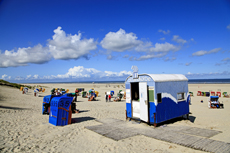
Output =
[{"x1": 105, "y1": 92, "x2": 108, "y2": 102}]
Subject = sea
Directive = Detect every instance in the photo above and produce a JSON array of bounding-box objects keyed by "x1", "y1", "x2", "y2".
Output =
[
  {"x1": 187, "y1": 79, "x2": 230, "y2": 84},
  {"x1": 20, "y1": 79, "x2": 230, "y2": 84}
]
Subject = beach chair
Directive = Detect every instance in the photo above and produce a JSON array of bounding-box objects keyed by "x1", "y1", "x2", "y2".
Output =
[
  {"x1": 82, "y1": 91, "x2": 87, "y2": 98},
  {"x1": 197, "y1": 91, "x2": 201, "y2": 96},
  {"x1": 216, "y1": 92, "x2": 221, "y2": 97},
  {"x1": 110, "y1": 91, "x2": 114, "y2": 96},
  {"x1": 24, "y1": 87, "x2": 28, "y2": 94},
  {"x1": 113, "y1": 97, "x2": 121, "y2": 102},
  {"x1": 20, "y1": 86, "x2": 23, "y2": 91},
  {"x1": 208, "y1": 96, "x2": 224, "y2": 109},
  {"x1": 88, "y1": 94, "x2": 96, "y2": 101},
  {"x1": 202, "y1": 92, "x2": 206, "y2": 96},
  {"x1": 34, "y1": 88, "x2": 39, "y2": 97},
  {"x1": 222, "y1": 92, "x2": 229, "y2": 97},
  {"x1": 210, "y1": 91, "x2": 215, "y2": 96},
  {"x1": 95, "y1": 91, "x2": 99, "y2": 97},
  {"x1": 51, "y1": 88, "x2": 55, "y2": 95}
]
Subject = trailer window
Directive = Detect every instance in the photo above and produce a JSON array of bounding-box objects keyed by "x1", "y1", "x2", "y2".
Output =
[
  {"x1": 157, "y1": 93, "x2": 162, "y2": 103},
  {"x1": 177, "y1": 93, "x2": 185, "y2": 101}
]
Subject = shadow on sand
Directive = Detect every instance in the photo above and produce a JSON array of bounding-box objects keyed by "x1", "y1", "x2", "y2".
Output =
[
  {"x1": 0, "y1": 105, "x2": 31, "y2": 110},
  {"x1": 71, "y1": 116, "x2": 95, "y2": 124},
  {"x1": 78, "y1": 110, "x2": 90, "y2": 113},
  {"x1": 152, "y1": 115, "x2": 196, "y2": 127}
]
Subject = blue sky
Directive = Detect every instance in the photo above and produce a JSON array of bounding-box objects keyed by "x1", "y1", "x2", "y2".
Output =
[{"x1": 0, "y1": 0, "x2": 230, "y2": 83}]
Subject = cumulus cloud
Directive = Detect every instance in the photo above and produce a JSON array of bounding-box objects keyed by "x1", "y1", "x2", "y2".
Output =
[
  {"x1": 158, "y1": 29, "x2": 170, "y2": 34},
  {"x1": 227, "y1": 24, "x2": 230, "y2": 30},
  {"x1": 136, "y1": 42, "x2": 180, "y2": 52},
  {"x1": 192, "y1": 48, "x2": 221, "y2": 56},
  {"x1": 104, "y1": 70, "x2": 132, "y2": 77},
  {"x1": 100, "y1": 28, "x2": 142, "y2": 52},
  {"x1": 56, "y1": 66, "x2": 132, "y2": 79},
  {"x1": 133, "y1": 42, "x2": 180, "y2": 60},
  {"x1": 0, "y1": 27, "x2": 98, "y2": 68},
  {"x1": 7, "y1": 66, "x2": 133, "y2": 81},
  {"x1": 150, "y1": 42, "x2": 179, "y2": 52},
  {"x1": 33, "y1": 74, "x2": 39, "y2": 79},
  {"x1": 26, "y1": 75, "x2": 31, "y2": 79},
  {"x1": 1, "y1": 74, "x2": 8, "y2": 79},
  {"x1": 0, "y1": 44, "x2": 52, "y2": 67},
  {"x1": 48, "y1": 27, "x2": 97, "y2": 60},
  {"x1": 15, "y1": 76, "x2": 24, "y2": 81},
  {"x1": 172, "y1": 35, "x2": 187, "y2": 44}
]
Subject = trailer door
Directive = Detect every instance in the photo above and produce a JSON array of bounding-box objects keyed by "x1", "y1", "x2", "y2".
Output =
[{"x1": 139, "y1": 82, "x2": 148, "y2": 122}]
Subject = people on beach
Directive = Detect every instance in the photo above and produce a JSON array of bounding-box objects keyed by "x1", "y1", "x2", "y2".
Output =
[{"x1": 105, "y1": 92, "x2": 108, "y2": 102}]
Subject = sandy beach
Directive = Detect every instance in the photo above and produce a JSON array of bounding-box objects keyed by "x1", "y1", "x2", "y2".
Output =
[{"x1": 0, "y1": 83, "x2": 230, "y2": 153}]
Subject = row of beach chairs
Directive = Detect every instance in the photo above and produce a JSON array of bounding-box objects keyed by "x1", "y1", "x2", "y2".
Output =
[{"x1": 193, "y1": 91, "x2": 229, "y2": 97}]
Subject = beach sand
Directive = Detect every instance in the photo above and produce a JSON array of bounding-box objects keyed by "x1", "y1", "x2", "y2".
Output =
[{"x1": 0, "y1": 83, "x2": 229, "y2": 152}]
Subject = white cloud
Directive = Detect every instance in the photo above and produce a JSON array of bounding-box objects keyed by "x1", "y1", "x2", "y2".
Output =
[
  {"x1": 160, "y1": 37, "x2": 165, "y2": 41},
  {"x1": 150, "y1": 42, "x2": 179, "y2": 52},
  {"x1": 1, "y1": 74, "x2": 8, "y2": 79},
  {"x1": 136, "y1": 42, "x2": 179, "y2": 53},
  {"x1": 172, "y1": 35, "x2": 187, "y2": 44},
  {"x1": 100, "y1": 28, "x2": 142, "y2": 52},
  {"x1": 26, "y1": 75, "x2": 31, "y2": 79},
  {"x1": 48, "y1": 27, "x2": 97, "y2": 60},
  {"x1": 33, "y1": 74, "x2": 39, "y2": 79},
  {"x1": 9, "y1": 66, "x2": 132, "y2": 81},
  {"x1": 192, "y1": 48, "x2": 221, "y2": 56},
  {"x1": 15, "y1": 76, "x2": 24, "y2": 81},
  {"x1": 134, "y1": 42, "x2": 180, "y2": 60},
  {"x1": 56, "y1": 66, "x2": 132, "y2": 79},
  {"x1": 0, "y1": 27, "x2": 98, "y2": 68},
  {"x1": 227, "y1": 24, "x2": 230, "y2": 30},
  {"x1": 158, "y1": 29, "x2": 170, "y2": 34},
  {"x1": 0, "y1": 44, "x2": 52, "y2": 67},
  {"x1": 134, "y1": 53, "x2": 167, "y2": 61}
]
